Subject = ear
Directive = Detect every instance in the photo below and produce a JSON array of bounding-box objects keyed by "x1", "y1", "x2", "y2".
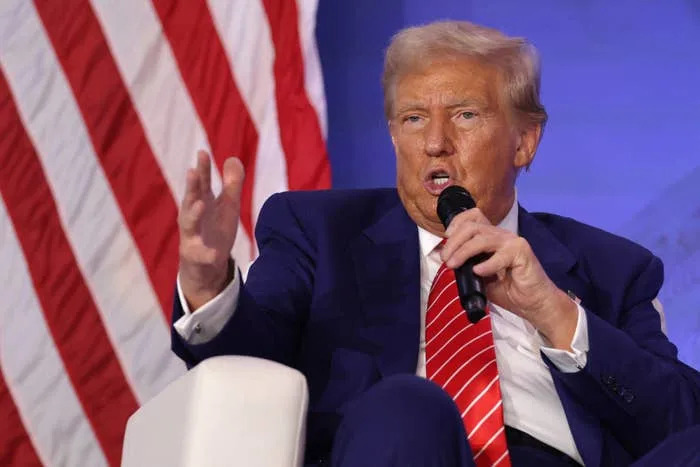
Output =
[{"x1": 514, "y1": 123, "x2": 542, "y2": 170}]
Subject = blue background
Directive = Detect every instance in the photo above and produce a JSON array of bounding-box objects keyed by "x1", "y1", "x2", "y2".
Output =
[{"x1": 316, "y1": 0, "x2": 699, "y2": 368}]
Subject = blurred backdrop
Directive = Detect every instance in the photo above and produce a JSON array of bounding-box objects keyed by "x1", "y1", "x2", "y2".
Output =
[
  {"x1": 0, "y1": 1, "x2": 697, "y2": 465},
  {"x1": 317, "y1": 0, "x2": 700, "y2": 368}
]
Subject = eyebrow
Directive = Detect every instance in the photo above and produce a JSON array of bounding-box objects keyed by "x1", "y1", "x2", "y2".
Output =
[
  {"x1": 446, "y1": 99, "x2": 487, "y2": 109},
  {"x1": 394, "y1": 99, "x2": 487, "y2": 115}
]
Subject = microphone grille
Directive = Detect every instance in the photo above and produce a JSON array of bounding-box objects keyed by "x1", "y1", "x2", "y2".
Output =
[{"x1": 437, "y1": 186, "x2": 476, "y2": 227}]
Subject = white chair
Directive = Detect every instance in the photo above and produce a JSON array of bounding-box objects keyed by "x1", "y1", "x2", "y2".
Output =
[{"x1": 121, "y1": 356, "x2": 309, "y2": 467}]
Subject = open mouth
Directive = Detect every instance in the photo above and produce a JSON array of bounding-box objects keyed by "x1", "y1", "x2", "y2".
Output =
[
  {"x1": 432, "y1": 173, "x2": 450, "y2": 186},
  {"x1": 423, "y1": 169, "x2": 453, "y2": 195}
]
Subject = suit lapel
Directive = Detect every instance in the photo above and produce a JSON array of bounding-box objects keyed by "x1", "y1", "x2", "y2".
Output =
[
  {"x1": 519, "y1": 207, "x2": 603, "y2": 467},
  {"x1": 350, "y1": 198, "x2": 421, "y2": 379},
  {"x1": 518, "y1": 206, "x2": 576, "y2": 276}
]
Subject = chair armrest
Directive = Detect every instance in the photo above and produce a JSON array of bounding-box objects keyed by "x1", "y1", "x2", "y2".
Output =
[{"x1": 121, "y1": 356, "x2": 308, "y2": 467}]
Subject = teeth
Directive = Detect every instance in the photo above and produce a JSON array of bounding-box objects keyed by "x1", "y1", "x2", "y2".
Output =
[{"x1": 433, "y1": 176, "x2": 449, "y2": 185}]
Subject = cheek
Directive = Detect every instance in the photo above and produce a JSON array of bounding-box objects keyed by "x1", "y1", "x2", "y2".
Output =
[
  {"x1": 395, "y1": 155, "x2": 417, "y2": 192},
  {"x1": 455, "y1": 136, "x2": 514, "y2": 197},
  {"x1": 460, "y1": 127, "x2": 513, "y2": 169},
  {"x1": 396, "y1": 129, "x2": 424, "y2": 154},
  {"x1": 396, "y1": 143, "x2": 423, "y2": 174}
]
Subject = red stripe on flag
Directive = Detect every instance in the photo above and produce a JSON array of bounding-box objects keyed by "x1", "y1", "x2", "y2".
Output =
[
  {"x1": 261, "y1": 0, "x2": 331, "y2": 190},
  {"x1": 33, "y1": 0, "x2": 180, "y2": 317},
  {"x1": 0, "y1": 69, "x2": 138, "y2": 466},
  {"x1": 0, "y1": 370, "x2": 42, "y2": 466},
  {"x1": 152, "y1": 0, "x2": 258, "y2": 252}
]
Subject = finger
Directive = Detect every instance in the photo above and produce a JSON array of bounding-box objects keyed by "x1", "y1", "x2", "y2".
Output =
[
  {"x1": 445, "y1": 207, "x2": 491, "y2": 236},
  {"x1": 444, "y1": 232, "x2": 501, "y2": 269},
  {"x1": 196, "y1": 150, "x2": 213, "y2": 196},
  {"x1": 181, "y1": 168, "x2": 201, "y2": 210},
  {"x1": 220, "y1": 157, "x2": 245, "y2": 206},
  {"x1": 472, "y1": 246, "x2": 514, "y2": 277},
  {"x1": 441, "y1": 221, "x2": 480, "y2": 261},
  {"x1": 441, "y1": 222, "x2": 511, "y2": 263},
  {"x1": 179, "y1": 199, "x2": 205, "y2": 237}
]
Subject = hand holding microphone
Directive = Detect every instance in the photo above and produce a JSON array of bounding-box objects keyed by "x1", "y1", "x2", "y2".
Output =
[{"x1": 436, "y1": 185, "x2": 578, "y2": 349}]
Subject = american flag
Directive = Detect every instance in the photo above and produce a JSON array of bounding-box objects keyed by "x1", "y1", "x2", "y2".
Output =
[{"x1": 0, "y1": 1, "x2": 330, "y2": 465}]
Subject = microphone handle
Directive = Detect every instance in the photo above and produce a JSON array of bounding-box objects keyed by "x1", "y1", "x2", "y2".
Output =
[{"x1": 454, "y1": 253, "x2": 489, "y2": 323}]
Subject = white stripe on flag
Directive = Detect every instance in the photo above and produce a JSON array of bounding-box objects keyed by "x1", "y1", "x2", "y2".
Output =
[
  {"x1": 0, "y1": 0, "x2": 184, "y2": 403},
  {"x1": 89, "y1": 0, "x2": 214, "y2": 200},
  {"x1": 89, "y1": 0, "x2": 253, "y2": 266},
  {"x1": 296, "y1": 0, "x2": 328, "y2": 138},
  {"x1": 0, "y1": 196, "x2": 107, "y2": 467},
  {"x1": 207, "y1": 0, "x2": 290, "y2": 227}
]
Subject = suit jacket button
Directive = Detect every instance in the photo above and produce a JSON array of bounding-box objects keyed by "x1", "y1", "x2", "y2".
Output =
[
  {"x1": 624, "y1": 392, "x2": 634, "y2": 403},
  {"x1": 602, "y1": 375, "x2": 616, "y2": 386}
]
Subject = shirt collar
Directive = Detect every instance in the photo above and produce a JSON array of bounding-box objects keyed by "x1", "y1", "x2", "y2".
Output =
[{"x1": 418, "y1": 191, "x2": 519, "y2": 258}]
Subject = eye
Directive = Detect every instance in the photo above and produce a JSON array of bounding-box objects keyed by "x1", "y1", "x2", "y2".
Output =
[
  {"x1": 460, "y1": 111, "x2": 475, "y2": 120},
  {"x1": 405, "y1": 115, "x2": 422, "y2": 123}
]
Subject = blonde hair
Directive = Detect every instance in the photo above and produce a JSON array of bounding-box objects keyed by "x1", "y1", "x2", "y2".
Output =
[{"x1": 382, "y1": 20, "x2": 547, "y2": 130}]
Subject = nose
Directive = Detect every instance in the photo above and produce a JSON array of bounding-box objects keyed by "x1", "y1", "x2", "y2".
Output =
[{"x1": 424, "y1": 116, "x2": 455, "y2": 157}]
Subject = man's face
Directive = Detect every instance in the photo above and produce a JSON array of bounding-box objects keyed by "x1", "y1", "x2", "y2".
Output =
[{"x1": 389, "y1": 58, "x2": 535, "y2": 235}]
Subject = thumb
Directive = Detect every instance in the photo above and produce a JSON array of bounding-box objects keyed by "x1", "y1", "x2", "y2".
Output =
[{"x1": 221, "y1": 157, "x2": 245, "y2": 206}]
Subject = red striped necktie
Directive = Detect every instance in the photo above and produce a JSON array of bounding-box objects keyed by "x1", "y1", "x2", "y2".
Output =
[{"x1": 425, "y1": 262, "x2": 511, "y2": 467}]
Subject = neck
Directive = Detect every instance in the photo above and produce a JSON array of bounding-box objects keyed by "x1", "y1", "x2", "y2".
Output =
[{"x1": 486, "y1": 190, "x2": 516, "y2": 226}]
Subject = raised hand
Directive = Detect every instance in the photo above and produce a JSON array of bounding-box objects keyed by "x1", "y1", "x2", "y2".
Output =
[{"x1": 178, "y1": 150, "x2": 244, "y2": 310}]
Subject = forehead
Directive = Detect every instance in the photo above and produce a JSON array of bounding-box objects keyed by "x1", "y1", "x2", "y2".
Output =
[{"x1": 393, "y1": 57, "x2": 503, "y2": 110}]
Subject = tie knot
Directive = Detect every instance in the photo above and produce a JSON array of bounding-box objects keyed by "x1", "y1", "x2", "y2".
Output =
[{"x1": 431, "y1": 238, "x2": 447, "y2": 263}]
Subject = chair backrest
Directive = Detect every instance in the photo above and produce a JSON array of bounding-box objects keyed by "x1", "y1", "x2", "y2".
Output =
[{"x1": 122, "y1": 356, "x2": 309, "y2": 467}]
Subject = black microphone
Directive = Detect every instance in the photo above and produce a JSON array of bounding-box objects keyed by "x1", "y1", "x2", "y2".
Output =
[{"x1": 436, "y1": 186, "x2": 487, "y2": 323}]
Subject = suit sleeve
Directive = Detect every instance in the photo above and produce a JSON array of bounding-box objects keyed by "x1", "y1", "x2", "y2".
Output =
[
  {"x1": 546, "y1": 254, "x2": 700, "y2": 458},
  {"x1": 171, "y1": 193, "x2": 315, "y2": 369}
]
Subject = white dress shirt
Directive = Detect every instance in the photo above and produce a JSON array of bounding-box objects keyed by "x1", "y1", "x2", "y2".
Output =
[{"x1": 175, "y1": 195, "x2": 587, "y2": 464}]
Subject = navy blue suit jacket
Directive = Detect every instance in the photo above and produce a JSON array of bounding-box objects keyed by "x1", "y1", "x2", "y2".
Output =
[{"x1": 172, "y1": 188, "x2": 700, "y2": 466}]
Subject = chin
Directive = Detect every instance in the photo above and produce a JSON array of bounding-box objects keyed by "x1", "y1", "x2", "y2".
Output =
[{"x1": 418, "y1": 202, "x2": 443, "y2": 229}]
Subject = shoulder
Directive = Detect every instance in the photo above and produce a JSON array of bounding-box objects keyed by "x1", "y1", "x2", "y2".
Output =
[
  {"x1": 257, "y1": 187, "x2": 401, "y2": 235},
  {"x1": 266, "y1": 187, "x2": 399, "y2": 213}
]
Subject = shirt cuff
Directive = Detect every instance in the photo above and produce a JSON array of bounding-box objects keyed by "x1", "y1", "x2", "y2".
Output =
[
  {"x1": 173, "y1": 266, "x2": 241, "y2": 345},
  {"x1": 539, "y1": 303, "x2": 589, "y2": 373}
]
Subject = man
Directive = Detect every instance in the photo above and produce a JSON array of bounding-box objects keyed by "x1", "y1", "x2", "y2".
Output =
[{"x1": 172, "y1": 21, "x2": 700, "y2": 466}]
